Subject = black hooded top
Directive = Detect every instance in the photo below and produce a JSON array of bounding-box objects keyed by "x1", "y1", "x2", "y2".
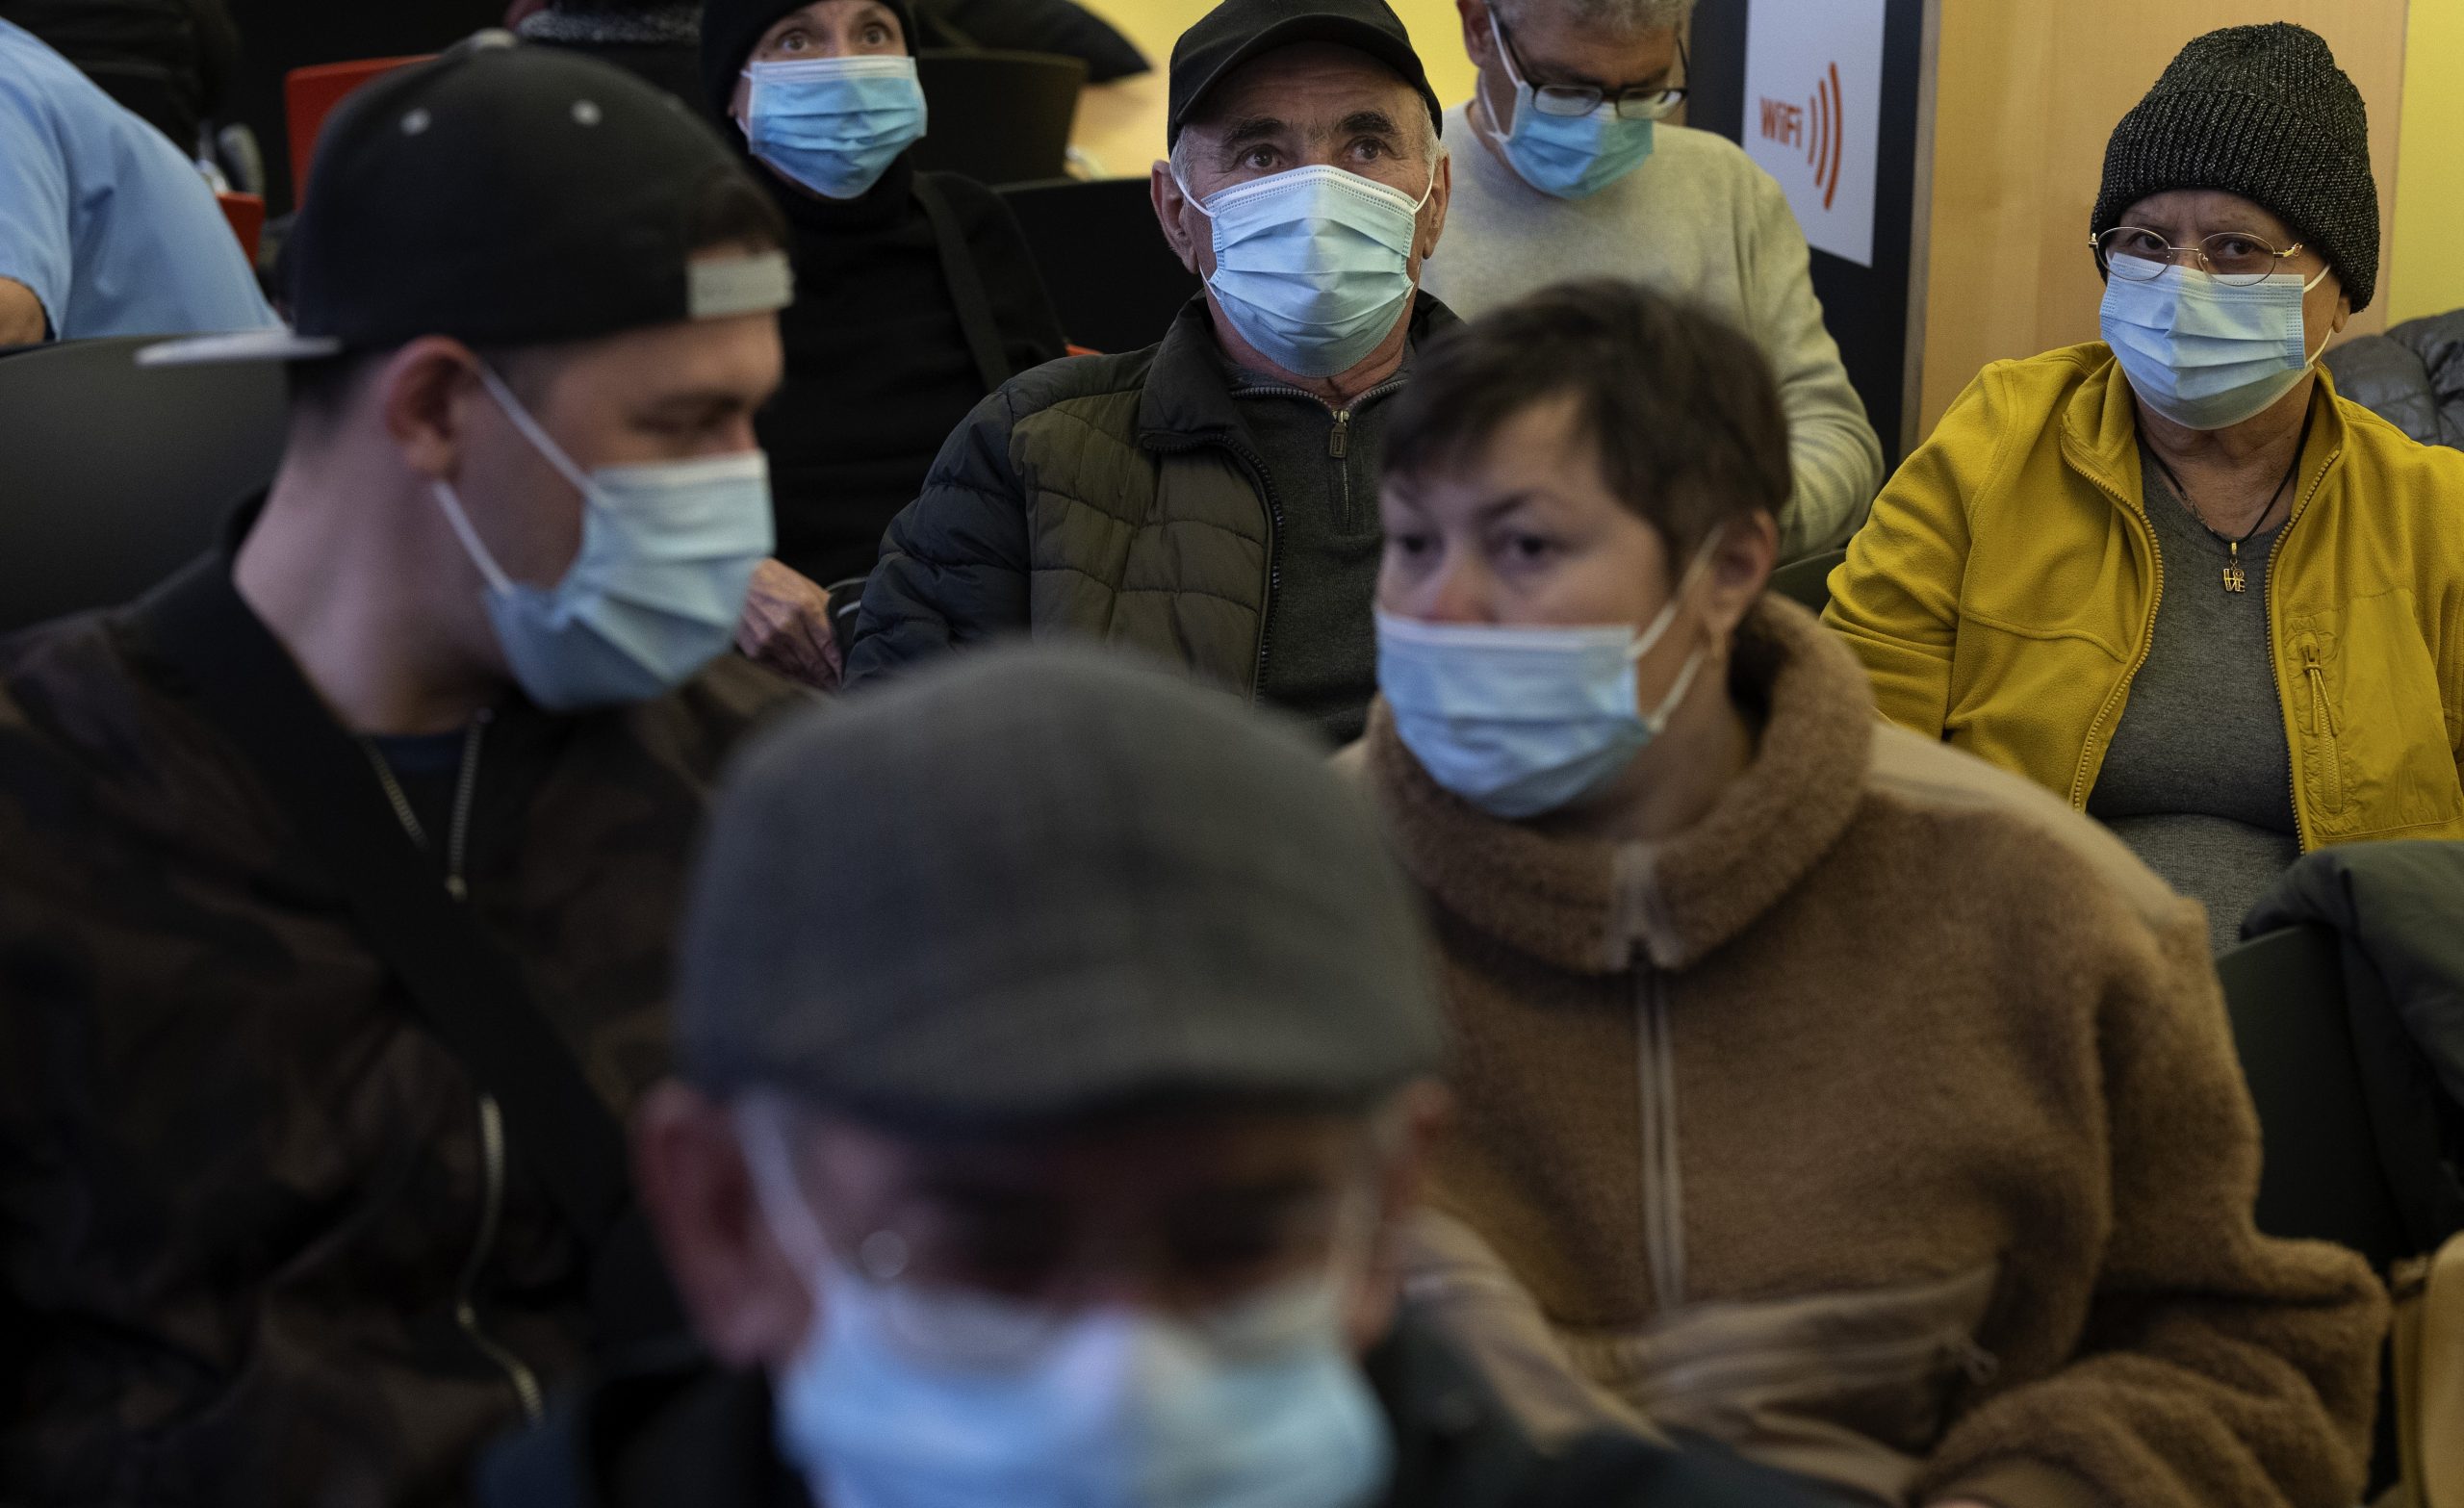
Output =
[{"x1": 702, "y1": 0, "x2": 1066, "y2": 588}]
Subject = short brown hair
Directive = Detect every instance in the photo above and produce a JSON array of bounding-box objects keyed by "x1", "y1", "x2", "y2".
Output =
[{"x1": 1382, "y1": 280, "x2": 1789, "y2": 567}]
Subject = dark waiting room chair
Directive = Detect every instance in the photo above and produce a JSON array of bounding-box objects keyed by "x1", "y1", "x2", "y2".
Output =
[
  {"x1": 911, "y1": 49, "x2": 1087, "y2": 188},
  {"x1": 0, "y1": 336, "x2": 288, "y2": 634},
  {"x1": 1768, "y1": 547, "x2": 1846, "y2": 616},
  {"x1": 2220, "y1": 923, "x2": 2417, "y2": 1268},
  {"x1": 997, "y1": 176, "x2": 1200, "y2": 356},
  {"x1": 2218, "y1": 921, "x2": 2414, "y2": 1495}
]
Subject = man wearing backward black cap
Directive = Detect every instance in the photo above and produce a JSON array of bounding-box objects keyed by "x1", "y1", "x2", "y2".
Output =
[
  {"x1": 0, "y1": 38, "x2": 813, "y2": 1506},
  {"x1": 844, "y1": 0, "x2": 1465, "y2": 749}
]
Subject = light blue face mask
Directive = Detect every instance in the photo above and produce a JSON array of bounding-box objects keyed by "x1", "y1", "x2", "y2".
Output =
[
  {"x1": 429, "y1": 367, "x2": 775, "y2": 712},
  {"x1": 737, "y1": 1106, "x2": 1395, "y2": 1508},
  {"x1": 2100, "y1": 262, "x2": 2332, "y2": 431},
  {"x1": 1377, "y1": 546, "x2": 1715, "y2": 819},
  {"x1": 1477, "y1": 13, "x2": 1656, "y2": 199},
  {"x1": 742, "y1": 55, "x2": 928, "y2": 200},
  {"x1": 1177, "y1": 162, "x2": 1433, "y2": 379}
]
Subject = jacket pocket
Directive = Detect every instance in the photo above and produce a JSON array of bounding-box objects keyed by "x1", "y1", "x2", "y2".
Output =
[
  {"x1": 2288, "y1": 593, "x2": 2464, "y2": 838},
  {"x1": 1553, "y1": 1264, "x2": 2003, "y2": 1507}
]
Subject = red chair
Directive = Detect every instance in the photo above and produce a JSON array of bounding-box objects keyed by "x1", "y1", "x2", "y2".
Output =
[
  {"x1": 215, "y1": 192, "x2": 267, "y2": 264},
  {"x1": 284, "y1": 56, "x2": 432, "y2": 205}
]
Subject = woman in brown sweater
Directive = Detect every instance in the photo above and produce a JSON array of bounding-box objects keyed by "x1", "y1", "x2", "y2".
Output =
[{"x1": 1354, "y1": 280, "x2": 2386, "y2": 1508}]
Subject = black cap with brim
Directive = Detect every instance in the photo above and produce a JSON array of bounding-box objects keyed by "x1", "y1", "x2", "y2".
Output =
[
  {"x1": 1168, "y1": 0, "x2": 1442, "y2": 148},
  {"x1": 141, "y1": 34, "x2": 791, "y2": 369}
]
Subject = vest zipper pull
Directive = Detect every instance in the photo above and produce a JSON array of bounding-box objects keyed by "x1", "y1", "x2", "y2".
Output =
[{"x1": 1330, "y1": 410, "x2": 1350, "y2": 460}]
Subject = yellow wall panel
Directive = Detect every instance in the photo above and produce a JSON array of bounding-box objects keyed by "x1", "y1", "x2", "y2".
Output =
[
  {"x1": 1069, "y1": 0, "x2": 1482, "y2": 176},
  {"x1": 2388, "y1": 0, "x2": 2464, "y2": 323},
  {"x1": 1916, "y1": 0, "x2": 2408, "y2": 440}
]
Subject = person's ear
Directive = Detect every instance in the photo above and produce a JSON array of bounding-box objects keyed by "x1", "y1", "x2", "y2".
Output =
[
  {"x1": 1419, "y1": 149, "x2": 1452, "y2": 262},
  {"x1": 378, "y1": 336, "x2": 489, "y2": 483},
  {"x1": 1701, "y1": 512, "x2": 1780, "y2": 637},
  {"x1": 1151, "y1": 158, "x2": 1202, "y2": 275},
  {"x1": 634, "y1": 1083, "x2": 814, "y2": 1370},
  {"x1": 1346, "y1": 1079, "x2": 1452, "y2": 1351},
  {"x1": 1458, "y1": 0, "x2": 1495, "y2": 64}
]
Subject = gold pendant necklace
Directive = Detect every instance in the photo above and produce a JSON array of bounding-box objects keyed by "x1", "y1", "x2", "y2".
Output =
[{"x1": 2143, "y1": 415, "x2": 2309, "y2": 595}]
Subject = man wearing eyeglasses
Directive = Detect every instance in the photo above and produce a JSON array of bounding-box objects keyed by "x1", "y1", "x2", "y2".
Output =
[{"x1": 1418, "y1": 0, "x2": 1882, "y2": 560}]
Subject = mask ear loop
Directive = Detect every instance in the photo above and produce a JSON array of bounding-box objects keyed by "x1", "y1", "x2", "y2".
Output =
[
  {"x1": 426, "y1": 362, "x2": 603, "y2": 600},
  {"x1": 1624, "y1": 533, "x2": 1722, "y2": 666},
  {"x1": 473, "y1": 364, "x2": 599, "y2": 498},
  {"x1": 733, "y1": 1093, "x2": 841, "y2": 1281},
  {"x1": 1476, "y1": 10, "x2": 1530, "y2": 150},
  {"x1": 1627, "y1": 534, "x2": 1727, "y2": 728},
  {"x1": 428, "y1": 480, "x2": 517, "y2": 597},
  {"x1": 2297, "y1": 263, "x2": 2336, "y2": 366}
]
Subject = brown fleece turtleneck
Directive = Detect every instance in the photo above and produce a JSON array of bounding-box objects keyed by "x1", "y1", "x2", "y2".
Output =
[{"x1": 1360, "y1": 598, "x2": 2386, "y2": 1508}]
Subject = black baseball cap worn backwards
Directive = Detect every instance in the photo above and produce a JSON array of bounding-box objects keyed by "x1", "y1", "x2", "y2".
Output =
[
  {"x1": 1168, "y1": 0, "x2": 1442, "y2": 149},
  {"x1": 143, "y1": 34, "x2": 792, "y2": 368}
]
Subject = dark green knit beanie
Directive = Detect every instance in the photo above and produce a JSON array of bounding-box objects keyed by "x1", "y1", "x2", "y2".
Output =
[{"x1": 2092, "y1": 22, "x2": 2377, "y2": 311}]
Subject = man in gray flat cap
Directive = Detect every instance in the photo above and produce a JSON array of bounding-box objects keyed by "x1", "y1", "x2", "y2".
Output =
[{"x1": 480, "y1": 645, "x2": 1840, "y2": 1508}]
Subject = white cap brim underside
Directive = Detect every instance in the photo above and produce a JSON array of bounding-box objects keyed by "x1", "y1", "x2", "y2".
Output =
[{"x1": 136, "y1": 329, "x2": 347, "y2": 367}]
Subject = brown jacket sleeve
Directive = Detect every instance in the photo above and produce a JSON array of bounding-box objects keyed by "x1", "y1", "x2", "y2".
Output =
[{"x1": 1918, "y1": 900, "x2": 2389, "y2": 1508}]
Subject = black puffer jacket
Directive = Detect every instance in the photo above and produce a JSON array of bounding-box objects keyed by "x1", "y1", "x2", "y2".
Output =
[
  {"x1": 847, "y1": 294, "x2": 1459, "y2": 724},
  {"x1": 2323, "y1": 310, "x2": 2464, "y2": 449}
]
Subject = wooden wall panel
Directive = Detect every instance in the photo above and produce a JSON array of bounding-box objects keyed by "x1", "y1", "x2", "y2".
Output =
[
  {"x1": 2388, "y1": 0, "x2": 2464, "y2": 322},
  {"x1": 1915, "y1": 0, "x2": 2407, "y2": 439}
]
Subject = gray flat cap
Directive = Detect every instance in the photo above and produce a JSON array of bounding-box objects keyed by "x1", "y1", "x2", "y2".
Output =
[{"x1": 676, "y1": 645, "x2": 1446, "y2": 1125}]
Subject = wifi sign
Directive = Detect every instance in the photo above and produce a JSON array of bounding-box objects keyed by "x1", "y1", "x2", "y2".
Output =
[
  {"x1": 1743, "y1": 0, "x2": 1885, "y2": 267},
  {"x1": 1754, "y1": 62, "x2": 1845, "y2": 210}
]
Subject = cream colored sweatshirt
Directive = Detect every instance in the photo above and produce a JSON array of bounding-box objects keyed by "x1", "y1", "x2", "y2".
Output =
[{"x1": 1419, "y1": 107, "x2": 1885, "y2": 560}]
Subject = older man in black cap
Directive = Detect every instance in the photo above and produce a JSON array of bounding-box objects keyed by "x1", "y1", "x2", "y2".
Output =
[
  {"x1": 480, "y1": 645, "x2": 1844, "y2": 1508},
  {"x1": 845, "y1": 0, "x2": 1458, "y2": 748},
  {"x1": 0, "y1": 38, "x2": 808, "y2": 1507}
]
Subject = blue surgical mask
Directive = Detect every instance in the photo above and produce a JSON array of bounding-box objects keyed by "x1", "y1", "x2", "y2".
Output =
[
  {"x1": 736, "y1": 1107, "x2": 1395, "y2": 1508},
  {"x1": 1177, "y1": 163, "x2": 1433, "y2": 378},
  {"x1": 429, "y1": 367, "x2": 774, "y2": 711},
  {"x1": 2100, "y1": 263, "x2": 2332, "y2": 431},
  {"x1": 742, "y1": 56, "x2": 928, "y2": 200},
  {"x1": 1377, "y1": 547, "x2": 1714, "y2": 819},
  {"x1": 1477, "y1": 13, "x2": 1656, "y2": 198}
]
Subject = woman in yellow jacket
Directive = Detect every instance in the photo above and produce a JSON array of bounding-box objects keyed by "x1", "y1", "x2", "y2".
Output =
[{"x1": 1825, "y1": 23, "x2": 2464, "y2": 945}]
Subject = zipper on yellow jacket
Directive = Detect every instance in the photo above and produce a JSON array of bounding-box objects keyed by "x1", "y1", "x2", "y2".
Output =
[{"x1": 2060, "y1": 422, "x2": 2343, "y2": 854}]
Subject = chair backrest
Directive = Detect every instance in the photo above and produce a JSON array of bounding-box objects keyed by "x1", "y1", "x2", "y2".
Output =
[
  {"x1": 216, "y1": 192, "x2": 267, "y2": 265},
  {"x1": 284, "y1": 54, "x2": 429, "y2": 203},
  {"x1": 1769, "y1": 548, "x2": 1846, "y2": 615},
  {"x1": 996, "y1": 176, "x2": 1199, "y2": 356},
  {"x1": 0, "y1": 337, "x2": 288, "y2": 633},
  {"x1": 2218, "y1": 924, "x2": 2416, "y2": 1269},
  {"x1": 911, "y1": 49, "x2": 1087, "y2": 187}
]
